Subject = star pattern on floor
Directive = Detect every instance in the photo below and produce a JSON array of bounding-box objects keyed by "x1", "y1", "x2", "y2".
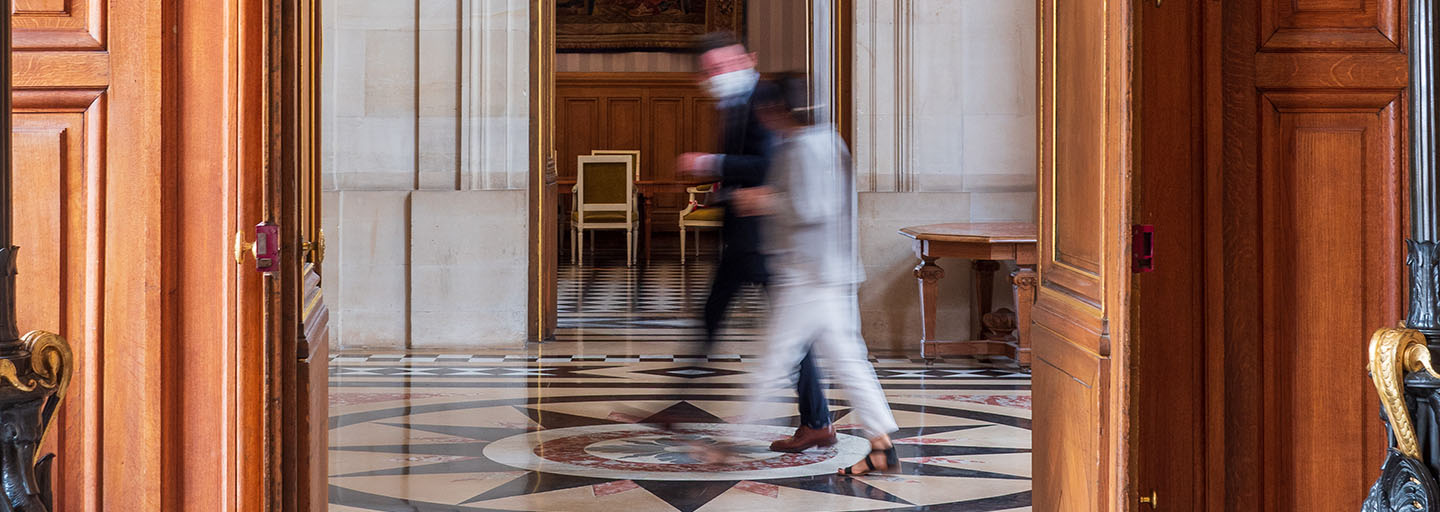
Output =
[{"x1": 329, "y1": 379, "x2": 1033, "y2": 511}]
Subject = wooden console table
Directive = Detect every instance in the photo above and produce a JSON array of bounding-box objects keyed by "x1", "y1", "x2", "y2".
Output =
[{"x1": 899, "y1": 222, "x2": 1038, "y2": 366}]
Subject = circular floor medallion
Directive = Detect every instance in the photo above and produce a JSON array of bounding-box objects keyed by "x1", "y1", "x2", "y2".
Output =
[{"x1": 485, "y1": 423, "x2": 871, "y2": 481}]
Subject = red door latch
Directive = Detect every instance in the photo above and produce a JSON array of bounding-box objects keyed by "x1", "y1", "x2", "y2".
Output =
[{"x1": 1132, "y1": 224, "x2": 1154, "y2": 273}]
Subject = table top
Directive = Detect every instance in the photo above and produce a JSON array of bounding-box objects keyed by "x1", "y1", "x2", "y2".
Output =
[{"x1": 899, "y1": 222, "x2": 1038, "y2": 244}]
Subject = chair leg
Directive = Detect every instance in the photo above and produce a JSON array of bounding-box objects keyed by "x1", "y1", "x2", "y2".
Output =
[
  {"x1": 571, "y1": 226, "x2": 577, "y2": 265},
  {"x1": 578, "y1": 228, "x2": 585, "y2": 267},
  {"x1": 626, "y1": 229, "x2": 633, "y2": 267},
  {"x1": 680, "y1": 226, "x2": 687, "y2": 264}
]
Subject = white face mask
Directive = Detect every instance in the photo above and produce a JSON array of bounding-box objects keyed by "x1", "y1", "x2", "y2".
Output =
[{"x1": 705, "y1": 69, "x2": 757, "y2": 100}]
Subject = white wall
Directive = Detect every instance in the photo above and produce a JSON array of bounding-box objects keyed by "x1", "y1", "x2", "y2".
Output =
[
  {"x1": 318, "y1": 0, "x2": 1037, "y2": 352},
  {"x1": 321, "y1": 0, "x2": 530, "y2": 350},
  {"x1": 852, "y1": 0, "x2": 1037, "y2": 351}
]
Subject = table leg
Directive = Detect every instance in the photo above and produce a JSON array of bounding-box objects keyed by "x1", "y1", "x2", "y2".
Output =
[
  {"x1": 1011, "y1": 265, "x2": 1038, "y2": 367},
  {"x1": 914, "y1": 257, "x2": 945, "y2": 357},
  {"x1": 971, "y1": 260, "x2": 1000, "y2": 339}
]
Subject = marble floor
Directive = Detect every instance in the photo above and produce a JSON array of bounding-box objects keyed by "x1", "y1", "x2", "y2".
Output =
[{"x1": 328, "y1": 258, "x2": 1033, "y2": 511}]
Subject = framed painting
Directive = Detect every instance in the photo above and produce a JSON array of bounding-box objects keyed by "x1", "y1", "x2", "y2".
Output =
[{"x1": 556, "y1": 0, "x2": 745, "y2": 52}]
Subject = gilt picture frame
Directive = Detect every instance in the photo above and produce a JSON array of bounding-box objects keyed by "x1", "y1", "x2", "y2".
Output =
[{"x1": 556, "y1": 0, "x2": 745, "y2": 52}]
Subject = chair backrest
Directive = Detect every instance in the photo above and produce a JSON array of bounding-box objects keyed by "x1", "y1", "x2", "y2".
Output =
[{"x1": 576, "y1": 155, "x2": 634, "y2": 221}]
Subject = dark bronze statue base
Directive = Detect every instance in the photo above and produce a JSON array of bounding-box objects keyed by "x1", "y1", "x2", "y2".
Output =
[
  {"x1": 1364, "y1": 448, "x2": 1440, "y2": 511},
  {"x1": 0, "y1": 331, "x2": 72, "y2": 512}
]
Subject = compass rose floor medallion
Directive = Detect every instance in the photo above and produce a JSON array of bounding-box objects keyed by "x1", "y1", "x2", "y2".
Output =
[{"x1": 327, "y1": 358, "x2": 1034, "y2": 512}]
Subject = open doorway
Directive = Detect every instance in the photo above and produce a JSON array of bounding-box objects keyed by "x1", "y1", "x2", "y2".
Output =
[{"x1": 323, "y1": 1, "x2": 1042, "y2": 510}]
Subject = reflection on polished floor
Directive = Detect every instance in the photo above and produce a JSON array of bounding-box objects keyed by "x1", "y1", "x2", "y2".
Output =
[{"x1": 328, "y1": 256, "x2": 1034, "y2": 511}]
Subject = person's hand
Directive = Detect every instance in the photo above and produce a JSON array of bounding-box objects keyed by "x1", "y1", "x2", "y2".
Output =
[
  {"x1": 677, "y1": 152, "x2": 715, "y2": 177},
  {"x1": 732, "y1": 186, "x2": 777, "y2": 217}
]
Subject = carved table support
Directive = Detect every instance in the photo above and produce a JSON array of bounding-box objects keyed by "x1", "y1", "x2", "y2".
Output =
[
  {"x1": 914, "y1": 257, "x2": 945, "y2": 352},
  {"x1": 1010, "y1": 266, "x2": 1037, "y2": 366}
]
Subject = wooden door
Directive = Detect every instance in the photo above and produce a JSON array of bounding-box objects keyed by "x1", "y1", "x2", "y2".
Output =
[
  {"x1": 1220, "y1": 0, "x2": 1407, "y2": 508},
  {"x1": 1032, "y1": 0, "x2": 1134, "y2": 510},
  {"x1": 267, "y1": 0, "x2": 330, "y2": 509},
  {"x1": 1134, "y1": 0, "x2": 1207, "y2": 509}
]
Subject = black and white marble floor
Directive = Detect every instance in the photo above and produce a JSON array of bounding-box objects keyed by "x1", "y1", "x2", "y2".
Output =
[{"x1": 328, "y1": 259, "x2": 1033, "y2": 511}]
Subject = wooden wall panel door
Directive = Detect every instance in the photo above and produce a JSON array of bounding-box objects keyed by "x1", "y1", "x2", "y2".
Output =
[
  {"x1": 11, "y1": 1, "x2": 111, "y2": 509},
  {"x1": 1034, "y1": 0, "x2": 1132, "y2": 509},
  {"x1": 1134, "y1": 0, "x2": 1206, "y2": 509},
  {"x1": 649, "y1": 96, "x2": 684, "y2": 183},
  {"x1": 11, "y1": 0, "x2": 280, "y2": 508},
  {"x1": 1222, "y1": 0, "x2": 1406, "y2": 508},
  {"x1": 11, "y1": 102, "x2": 95, "y2": 512},
  {"x1": 559, "y1": 97, "x2": 600, "y2": 179}
]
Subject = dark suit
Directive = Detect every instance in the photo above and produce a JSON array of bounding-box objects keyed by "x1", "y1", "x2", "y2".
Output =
[{"x1": 704, "y1": 85, "x2": 831, "y2": 430}]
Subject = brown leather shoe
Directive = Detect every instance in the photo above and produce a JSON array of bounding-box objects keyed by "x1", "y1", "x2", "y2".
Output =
[{"x1": 769, "y1": 425, "x2": 838, "y2": 453}]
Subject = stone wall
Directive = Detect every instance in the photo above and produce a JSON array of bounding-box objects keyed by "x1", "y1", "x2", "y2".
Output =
[
  {"x1": 321, "y1": 0, "x2": 530, "y2": 349},
  {"x1": 318, "y1": 0, "x2": 1038, "y2": 352},
  {"x1": 852, "y1": 0, "x2": 1037, "y2": 351}
]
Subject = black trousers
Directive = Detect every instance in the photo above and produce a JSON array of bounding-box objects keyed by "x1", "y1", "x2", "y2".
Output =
[{"x1": 704, "y1": 251, "x2": 831, "y2": 429}]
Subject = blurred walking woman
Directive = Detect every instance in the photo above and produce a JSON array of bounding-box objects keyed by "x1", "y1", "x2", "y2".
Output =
[{"x1": 731, "y1": 76, "x2": 899, "y2": 476}]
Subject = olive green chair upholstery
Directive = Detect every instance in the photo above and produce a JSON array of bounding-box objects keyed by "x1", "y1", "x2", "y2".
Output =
[
  {"x1": 678, "y1": 183, "x2": 723, "y2": 264},
  {"x1": 572, "y1": 155, "x2": 639, "y2": 266}
]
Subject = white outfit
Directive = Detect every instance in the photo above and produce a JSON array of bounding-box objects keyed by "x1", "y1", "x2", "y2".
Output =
[{"x1": 745, "y1": 124, "x2": 898, "y2": 438}]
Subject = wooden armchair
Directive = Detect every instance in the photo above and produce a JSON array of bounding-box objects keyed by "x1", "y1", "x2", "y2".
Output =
[
  {"x1": 677, "y1": 183, "x2": 723, "y2": 264},
  {"x1": 572, "y1": 155, "x2": 639, "y2": 266}
]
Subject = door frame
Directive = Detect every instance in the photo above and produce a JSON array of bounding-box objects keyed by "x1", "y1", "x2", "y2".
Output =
[{"x1": 526, "y1": 1, "x2": 855, "y2": 341}]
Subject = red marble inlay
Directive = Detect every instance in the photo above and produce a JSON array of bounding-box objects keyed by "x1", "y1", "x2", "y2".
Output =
[
  {"x1": 734, "y1": 480, "x2": 780, "y2": 498},
  {"x1": 893, "y1": 437, "x2": 948, "y2": 445},
  {"x1": 592, "y1": 480, "x2": 640, "y2": 497},
  {"x1": 934, "y1": 394, "x2": 1032, "y2": 410},
  {"x1": 533, "y1": 428, "x2": 837, "y2": 473}
]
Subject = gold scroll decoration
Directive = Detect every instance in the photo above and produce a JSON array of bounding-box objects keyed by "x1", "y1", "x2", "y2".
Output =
[{"x1": 1368, "y1": 327, "x2": 1440, "y2": 460}]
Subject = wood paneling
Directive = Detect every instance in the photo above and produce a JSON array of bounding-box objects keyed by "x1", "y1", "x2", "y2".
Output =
[
  {"x1": 13, "y1": 0, "x2": 103, "y2": 50},
  {"x1": 10, "y1": 0, "x2": 284, "y2": 508},
  {"x1": 1034, "y1": 0, "x2": 1131, "y2": 509},
  {"x1": 1261, "y1": 0, "x2": 1400, "y2": 50},
  {"x1": 1221, "y1": 0, "x2": 1406, "y2": 507},
  {"x1": 1134, "y1": 0, "x2": 1207, "y2": 509},
  {"x1": 557, "y1": 73, "x2": 722, "y2": 227}
]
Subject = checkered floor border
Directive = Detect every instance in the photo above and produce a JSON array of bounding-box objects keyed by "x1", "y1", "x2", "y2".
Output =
[{"x1": 328, "y1": 353, "x2": 980, "y2": 365}]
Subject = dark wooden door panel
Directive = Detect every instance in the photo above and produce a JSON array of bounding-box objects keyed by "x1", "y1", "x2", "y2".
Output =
[
  {"x1": 1259, "y1": 94, "x2": 1400, "y2": 509},
  {"x1": 1262, "y1": 0, "x2": 1400, "y2": 50},
  {"x1": 1223, "y1": 0, "x2": 1407, "y2": 507},
  {"x1": 1134, "y1": 0, "x2": 1206, "y2": 509}
]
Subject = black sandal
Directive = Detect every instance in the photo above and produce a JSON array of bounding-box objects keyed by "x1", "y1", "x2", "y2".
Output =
[{"x1": 838, "y1": 445, "x2": 898, "y2": 476}]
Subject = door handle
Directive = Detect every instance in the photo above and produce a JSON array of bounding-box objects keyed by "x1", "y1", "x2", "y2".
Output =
[
  {"x1": 1140, "y1": 490, "x2": 1158, "y2": 509},
  {"x1": 301, "y1": 229, "x2": 326, "y2": 265},
  {"x1": 234, "y1": 223, "x2": 280, "y2": 274}
]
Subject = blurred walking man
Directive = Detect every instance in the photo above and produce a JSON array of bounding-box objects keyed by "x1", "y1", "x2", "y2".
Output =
[{"x1": 677, "y1": 33, "x2": 836, "y2": 453}]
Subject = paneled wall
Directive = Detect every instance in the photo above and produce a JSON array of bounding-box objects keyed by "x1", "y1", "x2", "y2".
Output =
[
  {"x1": 556, "y1": 73, "x2": 720, "y2": 226},
  {"x1": 1221, "y1": 0, "x2": 1407, "y2": 507},
  {"x1": 555, "y1": 0, "x2": 808, "y2": 73}
]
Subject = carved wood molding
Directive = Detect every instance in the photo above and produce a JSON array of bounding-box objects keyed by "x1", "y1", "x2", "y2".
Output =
[{"x1": 13, "y1": 89, "x2": 104, "y2": 111}]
